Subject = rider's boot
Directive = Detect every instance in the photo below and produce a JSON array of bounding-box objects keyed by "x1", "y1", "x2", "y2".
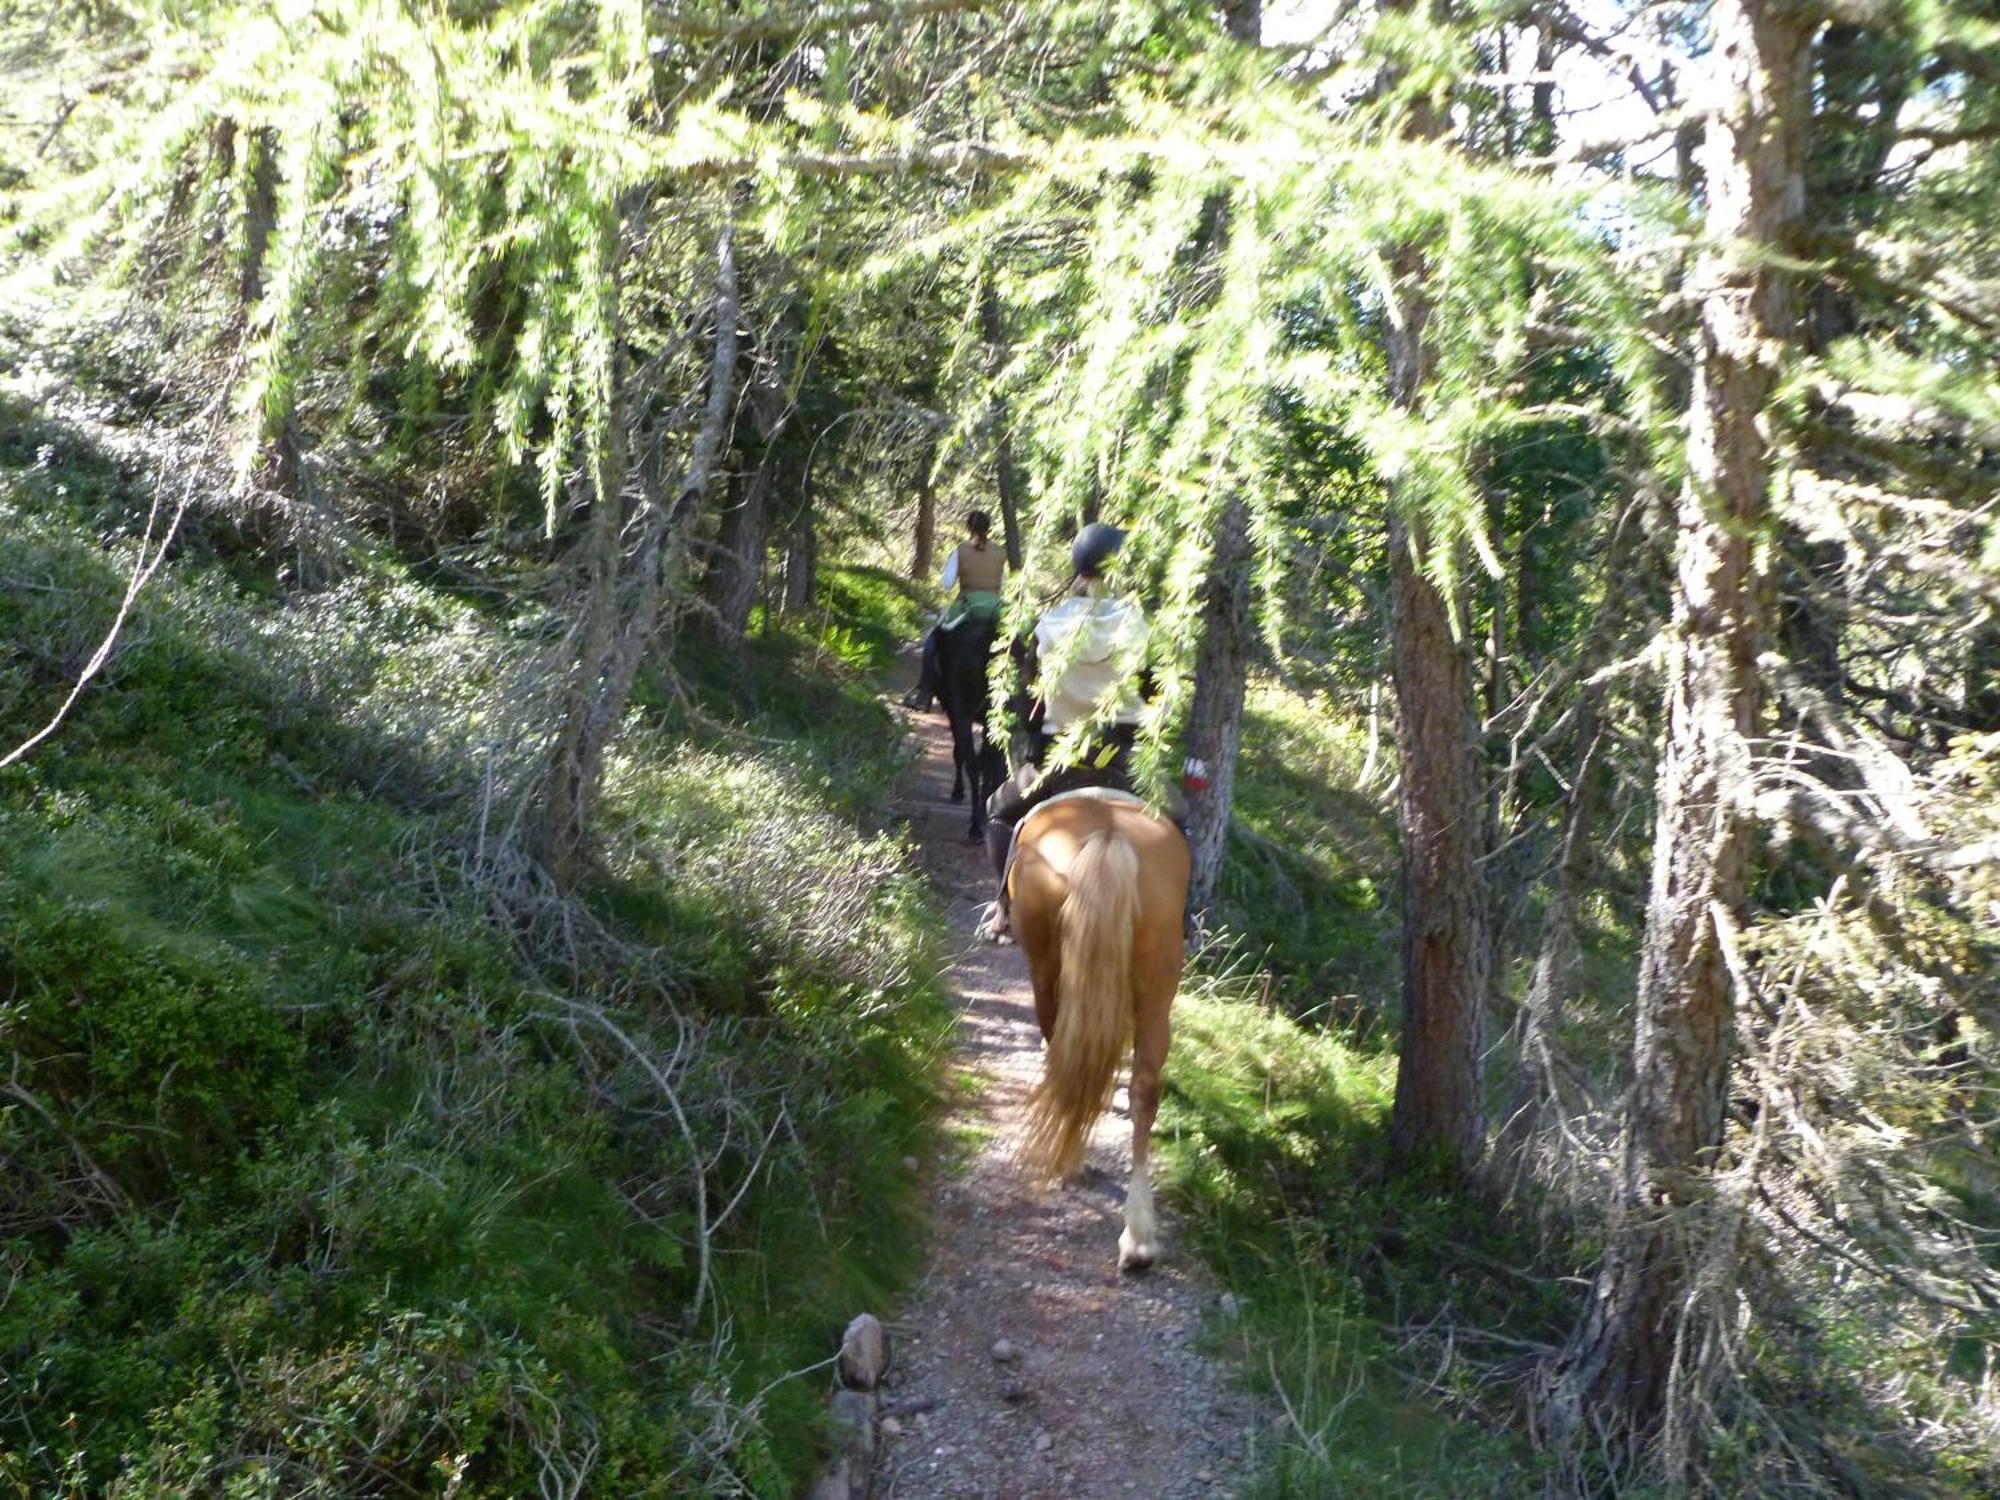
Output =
[
  {"x1": 979, "y1": 819, "x2": 1014, "y2": 942},
  {"x1": 902, "y1": 627, "x2": 941, "y2": 709}
]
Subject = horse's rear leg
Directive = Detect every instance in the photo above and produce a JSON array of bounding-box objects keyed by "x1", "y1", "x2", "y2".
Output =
[
  {"x1": 1015, "y1": 857, "x2": 1061, "y2": 1043},
  {"x1": 947, "y1": 717, "x2": 968, "y2": 803},
  {"x1": 1119, "y1": 948, "x2": 1178, "y2": 1272},
  {"x1": 966, "y1": 735, "x2": 988, "y2": 840}
]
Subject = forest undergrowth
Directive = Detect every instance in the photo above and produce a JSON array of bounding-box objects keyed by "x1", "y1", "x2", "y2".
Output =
[
  {"x1": 1149, "y1": 697, "x2": 1555, "y2": 1499},
  {"x1": 0, "y1": 362, "x2": 954, "y2": 1496},
  {"x1": 1159, "y1": 690, "x2": 1995, "y2": 1499},
  {"x1": 5, "y1": 0, "x2": 1998, "y2": 1486}
]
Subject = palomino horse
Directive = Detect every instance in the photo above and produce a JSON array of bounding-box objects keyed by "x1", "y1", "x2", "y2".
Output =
[
  {"x1": 1009, "y1": 792, "x2": 1190, "y2": 1270},
  {"x1": 934, "y1": 612, "x2": 1004, "y2": 840}
]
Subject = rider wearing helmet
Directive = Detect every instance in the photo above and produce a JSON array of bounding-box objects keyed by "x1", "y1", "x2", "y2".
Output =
[
  {"x1": 902, "y1": 511, "x2": 1007, "y2": 711},
  {"x1": 979, "y1": 521, "x2": 1150, "y2": 940}
]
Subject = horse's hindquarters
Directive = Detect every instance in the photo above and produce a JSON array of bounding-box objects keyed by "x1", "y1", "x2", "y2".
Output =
[{"x1": 1009, "y1": 801, "x2": 1188, "y2": 1267}]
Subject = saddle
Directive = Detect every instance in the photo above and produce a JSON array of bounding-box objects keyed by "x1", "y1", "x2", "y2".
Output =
[
  {"x1": 1001, "y1": 786, "x2": 1152, "y2": 888},
  {"x1": 939, "y1": 590, "x2": 1004, "y2": 631}
]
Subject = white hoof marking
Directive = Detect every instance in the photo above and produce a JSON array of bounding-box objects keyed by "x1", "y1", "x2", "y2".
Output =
[{"x1": 1120, "y1": 1169, "x2": 1158, "y2": 1271}]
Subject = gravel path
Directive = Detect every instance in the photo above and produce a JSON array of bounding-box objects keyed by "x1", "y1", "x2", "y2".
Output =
[{"x1": 877, "y1": 703, "x2": 1266, "y2": 1500}]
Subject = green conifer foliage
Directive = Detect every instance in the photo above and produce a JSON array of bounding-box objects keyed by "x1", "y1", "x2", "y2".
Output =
[{"x1": 933, "y1": 11, "x2": 1671, "y2": 798}]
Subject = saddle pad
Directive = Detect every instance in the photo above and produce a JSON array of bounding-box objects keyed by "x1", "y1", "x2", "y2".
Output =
[{"x1": 1003, "y1": 787, "x2": 1152, "y2": 890}]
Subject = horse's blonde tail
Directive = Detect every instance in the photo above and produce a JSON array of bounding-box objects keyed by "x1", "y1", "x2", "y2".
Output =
[{"x1": 1019, "y1": 829, "x2": 1140, "y2": 1180}]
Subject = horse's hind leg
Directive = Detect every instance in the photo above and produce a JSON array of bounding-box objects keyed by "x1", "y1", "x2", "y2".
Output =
[
  {"x1": 966, "y1": 732, "x2": 989, "y2": 839},
  {"x1": 947, "y1": 716, "x2": 968, "y2": 803},
  {"x1": 1119, "y1": 942, "x2": 1178, "y2": 1272}
]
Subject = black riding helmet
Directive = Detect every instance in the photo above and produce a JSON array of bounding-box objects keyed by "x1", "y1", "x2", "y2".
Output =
[{"x1": 1071, "y1": 522, "x2": 1126, "y2": 579}]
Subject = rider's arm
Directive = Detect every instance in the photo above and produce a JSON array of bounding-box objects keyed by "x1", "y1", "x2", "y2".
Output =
[{"x1": 938, "y1": 550, "x2": 960, "y2": 593}]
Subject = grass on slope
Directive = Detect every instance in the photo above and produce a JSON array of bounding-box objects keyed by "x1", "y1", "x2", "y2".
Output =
[
  {"x1": 0, "y1": 402, "x2": 949, "y2": 1496},
  {"x1": 1170, "y1": 685, "x2": 1562, "y2": 1496},
  {"x1": 1212, "y1": 684, "x2": 1399, "y2": 1026},
  {"x1": 1157, "y1": 984, "x2": 1559, "y2": 1498}
]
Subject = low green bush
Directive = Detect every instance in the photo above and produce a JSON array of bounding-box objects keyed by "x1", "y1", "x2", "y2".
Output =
[{"x1": 1, "y1": 880, "x2": 305, "y2": 1191}]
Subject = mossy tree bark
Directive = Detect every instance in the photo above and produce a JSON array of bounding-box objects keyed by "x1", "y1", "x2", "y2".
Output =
[{"x1": 1542, "y1": 0, "x2": 1809, "y2": 1464}]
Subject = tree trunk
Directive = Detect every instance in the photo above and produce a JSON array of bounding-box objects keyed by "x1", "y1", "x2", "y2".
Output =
[
  {"x1": 1781, "y1": 25, "x2": 1913, "y2": 704},
  {"x1": 1493, "y1": 715, "x2": 1605, "y2": 1177},
  {"x1": 1514, "y1": 510, "x2": 1544, "y2": 684},
  {"x1": 538, "y1": 222, "x2": 741, "y2": 884},
  {"x1": 979, "y1": 279, "x2": 1025, "y2": 571},
  {"x1": 1480, "y1": 466, "x2": 1511, "y2": 924},
  {"x1": 911, "y1": 437, "x2": 937, "y2": 583},
  {"x1": 539, "y1": 450, "x2": 622, "y2": 888},
  {"x1": 1181, "y1": 0, "x2": 1261, "y2": 919},
  {"x1": 1966, "y1": 620, "x2": 2000, "y2": 732},
  {"x1": 1542, "y1": 0, "x2": 1808, "y2": 1464},
  {"x1": 241, "y1": 127, "x2": 279, "y2": 307},
  {"x1": 1379, "y1": 24, "x2": 1488, "y2": 1173},
  {"x1": 713, "y1": 459, "x2": 772, "y2": 644},
  {"x1": 1184, "y1": 497, "x2": 1252, "y2": 916},
  {"x1": 709, "y1": 308, "x2": 794, "y2": 646},
  {"x1": 782, "y1": 498, "x2": 816, "y2": 613},
  {"x1": 238, "y1": 126, "x2": 312, "y2": 514},
  {"x1": 1386, "y1": 512, "x2": 1488, "y2": 1169}
]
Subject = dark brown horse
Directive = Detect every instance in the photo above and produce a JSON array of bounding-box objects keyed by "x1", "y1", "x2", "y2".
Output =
[{"x1": 1009, "y1": 793, "x2": 1189, "y2": 1270}]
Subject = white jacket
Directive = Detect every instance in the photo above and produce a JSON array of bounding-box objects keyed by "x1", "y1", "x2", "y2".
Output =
[{"x1": 1034, "y1": 595, "x2": 1148, "y2": 731}]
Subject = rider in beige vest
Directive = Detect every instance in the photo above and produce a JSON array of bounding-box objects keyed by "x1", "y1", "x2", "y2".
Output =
[
  {"x1": 902, "y1": 511, "x2": 1007, "y2": 710},
  {"x1": 951, "y1": 531, "x2": 1006, "y2": 598}
]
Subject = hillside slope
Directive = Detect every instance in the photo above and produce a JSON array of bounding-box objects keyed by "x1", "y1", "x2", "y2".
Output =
[{"x1": 1, "y1": 387, "x2": 951, "y2": 1495}]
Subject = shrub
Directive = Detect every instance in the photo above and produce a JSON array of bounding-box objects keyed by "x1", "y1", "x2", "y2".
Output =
[{"x1": 0, "y1": 881, "x2": 305, "y2": 1197}]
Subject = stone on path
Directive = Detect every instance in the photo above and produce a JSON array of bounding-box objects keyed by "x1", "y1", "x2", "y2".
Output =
[{"x1": 839, "y1": 1313, "x2": 890, "y2": 1390}]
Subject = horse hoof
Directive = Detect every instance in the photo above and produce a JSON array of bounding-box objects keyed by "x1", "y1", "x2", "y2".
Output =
[
  {"x1": 950, "y1": 788, "x2": 966, "y2": 804},
  {"x1": 1118, "y1": 1234, "x2": 1157, "y2": 1274}
]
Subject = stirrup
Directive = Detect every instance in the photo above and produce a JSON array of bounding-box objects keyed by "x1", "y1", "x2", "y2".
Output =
[{"x1": 976, "y1": 901, "x2": 1012, "y2": 945}]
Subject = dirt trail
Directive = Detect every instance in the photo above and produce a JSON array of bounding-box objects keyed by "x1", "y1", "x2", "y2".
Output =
[{"x1": 877, "y1": 704, "x2": 1264, "y2": 1500}]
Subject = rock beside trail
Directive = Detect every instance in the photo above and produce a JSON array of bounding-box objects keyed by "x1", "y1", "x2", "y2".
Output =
[{"x1": 839, "y1": 1313, "x2": 891, "y2": 1390}]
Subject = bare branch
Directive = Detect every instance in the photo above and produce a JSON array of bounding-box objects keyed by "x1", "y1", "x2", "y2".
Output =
[{"x1": 1520, "y1": 107, "x2": 1702, "y2": 173}]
